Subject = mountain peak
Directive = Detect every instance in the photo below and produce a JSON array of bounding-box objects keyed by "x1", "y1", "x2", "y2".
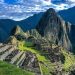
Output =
[
  {"x1": 46, "y1": 8, "x2": 56, "y2": 15},
  {"x1": 36, "y1": 8, "x2": 72, "y2": 50},
  {"x1": 36, "y1": 8, "x2": 59, "y2": 36},
  {"x1": 11, "y1": 25, "x2": 24, "y2": 36}
]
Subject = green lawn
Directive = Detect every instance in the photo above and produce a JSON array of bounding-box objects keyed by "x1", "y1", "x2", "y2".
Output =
[{"x1": 0, "y1": 61, "x2": 34, "y2": 75}]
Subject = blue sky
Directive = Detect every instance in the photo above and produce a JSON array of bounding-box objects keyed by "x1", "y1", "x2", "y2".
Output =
[
  {"x1": 4, "y1": 0, "x2": 17, "y2": 4},
  {"x1": 0, "y1": 0, "x2": 75, "y2": 21},
  {"x1": 3, "y1": 0, "x2": 75, "y2": 4}
]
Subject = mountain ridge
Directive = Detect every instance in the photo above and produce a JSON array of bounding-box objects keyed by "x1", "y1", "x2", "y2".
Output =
[
  {"x1": 58, "y1": 6, "x2": 75, "y2": 24},
  {"x1": 36, "y1": 8, "x2": 72, "y2": 50},
  {"x1": 0, "y1": 8, "x2": 75, "y2": 52}
]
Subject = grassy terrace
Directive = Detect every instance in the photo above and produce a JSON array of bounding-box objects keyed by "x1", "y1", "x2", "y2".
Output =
[
  {"x1": 17, "y1": 41, "x2": 56, "y2": 75},
  {"x1": 61, "y1": 49, "x2": 75, "y2": 71},
  {"x1": 17, "y1": 40, "x2": 75, "y2": 75},
  {"x1": 17, "y1": 41, "x2": 48, "y2": 62},
  {"x1": 0, "y1": 61, "x2": 34, "y2": 75}
]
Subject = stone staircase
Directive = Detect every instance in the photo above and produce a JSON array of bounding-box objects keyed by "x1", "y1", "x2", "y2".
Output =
[{"x1": 0, "y1": 43, "x2": 41, "y2": 75}]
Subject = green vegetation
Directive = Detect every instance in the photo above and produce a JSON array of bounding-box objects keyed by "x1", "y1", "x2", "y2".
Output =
[
  {"x1": 39, "y1": 62, "x2": 54, "y2": 75},
  {"x1": 17, "y1": 41, "x2": 47, "y2": 62},
  {"x1": 0, "y1": 61, "x2": 34, "y2": 75},
  {"x1": 17, "y1": 40, "x2": 55, "y2": 75},
  {"x1": 61, "y1": 49, "x2": 75, "y2": 71},
  {"x1": 17, "y1": 40, "x2": 75, "y2": 75}
]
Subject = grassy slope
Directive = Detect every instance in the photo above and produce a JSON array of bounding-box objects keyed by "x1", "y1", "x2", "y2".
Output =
[
  {"x1": 61, "y1": 49, "x2": 75, "y2": 71},
  {"x1": 0, "y1": 61, "x2": 34, "y2": 75}
]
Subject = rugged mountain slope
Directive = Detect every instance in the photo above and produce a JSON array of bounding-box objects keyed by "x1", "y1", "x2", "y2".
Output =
[
  {"x1": 10, "y1": 25, "x2": 24, "y2": 36},
  {"x1": 0, "y1": 7, "x2": 75, "y2": 43},
  {"x1": 6, "y1": 25, "x2": 26, "y2": 44},
  {"x1": 0, "y1": 12, "x2": 43, "y2": 42},
  {"x1": 0, "y1": 8, "x2": 75, "y2": 51},
  {"x1": 36, "y1": 8, "x2": 72, "y2": 50}
]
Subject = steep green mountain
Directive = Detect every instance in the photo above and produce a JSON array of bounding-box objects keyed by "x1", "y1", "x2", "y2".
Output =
[
  {"x1": 0, "y1": 7, "x2": 75, "y2": 47},
  {"x1": 6, "y1": 25, "x2": 25, "y2": 44},
  {"x1": 36, "y1": 8, "x2": 73, "y2": 51},
  {"x1": 0, "y1": 12, "x2": 43, "y2": 42}
]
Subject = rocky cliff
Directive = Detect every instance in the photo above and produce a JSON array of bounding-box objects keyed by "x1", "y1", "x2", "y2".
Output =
[{"x1": 36, "y1": 8, "x2": 73, "y2": 50}]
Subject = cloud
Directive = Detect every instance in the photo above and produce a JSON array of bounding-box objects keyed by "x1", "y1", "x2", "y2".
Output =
[
  {"x1": 0, "y1": 0, "x2": 75, "y2": 21},
  {"x1": 69, "y1": 0, "x2": 75, "y2": 2}
]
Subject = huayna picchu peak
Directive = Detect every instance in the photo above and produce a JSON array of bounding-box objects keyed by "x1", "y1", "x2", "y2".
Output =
[
  {"x1": 0, "y1": 8, "x2": 75, "y2": 75},
  {"x1": 36, "y1": 8, "x2": 73, "y2": 51}
]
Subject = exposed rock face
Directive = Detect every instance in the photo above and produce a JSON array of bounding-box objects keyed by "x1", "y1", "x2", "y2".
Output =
[
  {"x1": 26, "y1": 29, "x2": 42, "y2": 39},
  {"x1": 11, "y1": 25, "x2": 24, "y2": 36},
  {"x1": 36, "y1": 8, "x2": 72, "y2": 50},
  {"x1": 6, "y1": 25, "x2": 26, "y2": 44},
  {"x1": 6, "y1": 36, "x2": 17, "y2": 45}
]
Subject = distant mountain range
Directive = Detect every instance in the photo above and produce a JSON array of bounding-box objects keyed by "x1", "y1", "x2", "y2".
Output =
[
  {"x1": 0, "y1": 7, "x2": 75, "y2": 52},
  {"x1": 58, "y1": 6, "x2": 75, "y2": 24},
  {"x1": 0, "y1": 12, "x2": 43, "y2": 42}
]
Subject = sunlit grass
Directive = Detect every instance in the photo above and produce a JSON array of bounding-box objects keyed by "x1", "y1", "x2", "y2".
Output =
[
  {"x1": 17, "y1": 40, "x2": 47, "y2": 62},
  {"x1": 0, "y1": 61, "x2": 34, "y2": 75},
  {"x1": 61, "y1": 49, "x2": 75, "y2": 71}
]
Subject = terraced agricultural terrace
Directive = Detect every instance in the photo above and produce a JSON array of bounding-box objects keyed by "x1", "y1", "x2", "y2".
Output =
[{"x1": 0, "y1": 37, "x2": 75, "y2": 75}]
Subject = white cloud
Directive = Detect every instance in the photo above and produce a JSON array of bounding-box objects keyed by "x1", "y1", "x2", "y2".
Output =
[
  {"x1": 69, "y1": 0, "x2": 75, "y2": 2},
  {"x1": 0, "y1": 0, "x2": 75, "y2": 21}
]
